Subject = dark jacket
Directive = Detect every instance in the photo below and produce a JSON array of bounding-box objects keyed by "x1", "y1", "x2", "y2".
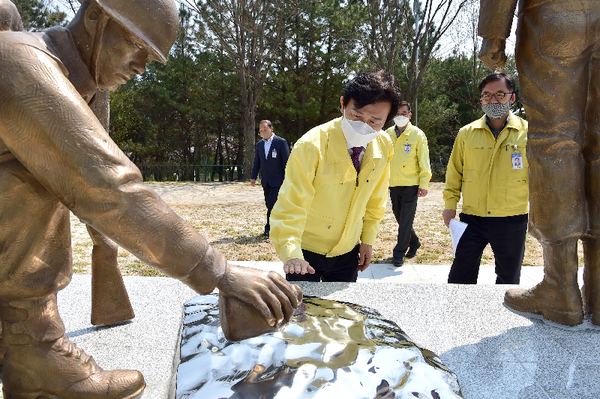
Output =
[{"x1": 251, "y1": 134, "x2": 290, "y2": 187}]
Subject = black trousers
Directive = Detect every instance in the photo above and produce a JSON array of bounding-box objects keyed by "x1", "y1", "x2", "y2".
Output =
[
  {"x1": 389, "y1": 185, "x2": 420, "y2": 260},
  {"x1": 262, "y1": 183, "x2": 281, "y2": 230},
  {"x1": 448, "y1": 213, "x2": 528, "y2": 284},
  {"x1": 285, "y1": 244, "x2": 360, "y2": 282}
]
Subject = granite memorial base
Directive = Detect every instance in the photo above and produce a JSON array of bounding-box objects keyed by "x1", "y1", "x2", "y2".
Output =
[{"x1": 0, "y1": 265, "x2": 598, "y2": 398}]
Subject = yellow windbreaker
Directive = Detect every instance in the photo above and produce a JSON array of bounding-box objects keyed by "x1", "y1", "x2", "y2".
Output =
[
  {"x1": 270, "y1": 117, "x2": 394, "y2": 263},
  {"x1": 385, "y1": 122, "x2": 432, "y2": 189},
  {"x1": 443, "y1": 113, "x2": 529, "y2": 217}
]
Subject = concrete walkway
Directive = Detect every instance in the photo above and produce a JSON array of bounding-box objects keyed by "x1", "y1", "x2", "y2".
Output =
[
  {"x1": 230, "y1": 261, "x2": 579, "y2": 286},
  {"x1": 0, "y1": 263, "x2": 594, "y2": 399}
]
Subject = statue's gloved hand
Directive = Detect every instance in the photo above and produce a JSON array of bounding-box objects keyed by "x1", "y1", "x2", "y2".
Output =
[
  {"x1": 217, "y1": 264, "x2": 302, "y2": 327},
  {"x1": 479, "y1": 38, "x2": 507, "y2": 71}
]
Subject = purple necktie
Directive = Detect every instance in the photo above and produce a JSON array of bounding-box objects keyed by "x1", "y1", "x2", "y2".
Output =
[{"x1": 351, "y1": 146, "x2": 363, "y2": 172}]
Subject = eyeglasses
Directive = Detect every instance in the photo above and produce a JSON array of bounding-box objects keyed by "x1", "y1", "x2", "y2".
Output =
[{"x1": 480, "y1": 92, "x2": 513, "y2": 102}]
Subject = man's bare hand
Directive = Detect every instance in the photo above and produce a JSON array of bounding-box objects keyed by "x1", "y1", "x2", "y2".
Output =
[
  {"x1": 217, "y1": 264, "x2": 301, "y2": 327},
  {"x1": 418, "y1": 188, "x2": 428, "y2": 197},
  {"x1": 479, "y1": 38, "x2": 507, "y2": 71},
  {"x1": 250, "y1": 179, "x2": 256, "y2": 187},
  {"x1": 284, "y1": 258, "x2": 316, "y2": 275},
  {"x1": 358, "y1": 243, "x2": 373, "y2": 272},
  {"x1": 442, "y1": 209, "x2": 457, "y2": 228}
]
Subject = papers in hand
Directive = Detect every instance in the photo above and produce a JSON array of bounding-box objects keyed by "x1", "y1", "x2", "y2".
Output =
[{"x1": 449, "y1": 219, "x2": 468, "y2": 257}]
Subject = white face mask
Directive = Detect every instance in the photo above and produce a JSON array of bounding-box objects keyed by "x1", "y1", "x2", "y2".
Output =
[
  {"x1": 393, "y1": 115, "x2": 409, "y2": 127},
  {"x1": 341, "y1": 112, "x2": 381, "y2": 148}
]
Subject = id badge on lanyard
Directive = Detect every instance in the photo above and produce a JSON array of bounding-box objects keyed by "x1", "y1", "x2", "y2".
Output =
[{"x1": 511, "y1": 145, "x2": 523, "y2": 170}]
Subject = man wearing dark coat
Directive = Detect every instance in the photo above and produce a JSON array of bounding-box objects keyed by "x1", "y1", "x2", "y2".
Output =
[{"x1": 251, "y1": 120, "x2": 290, "y2": 236}]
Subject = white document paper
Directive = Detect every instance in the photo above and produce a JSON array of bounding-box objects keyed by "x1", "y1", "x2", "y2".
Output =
[{"x1": 449, "y1": 219, "x2": 468, "y2": 257}]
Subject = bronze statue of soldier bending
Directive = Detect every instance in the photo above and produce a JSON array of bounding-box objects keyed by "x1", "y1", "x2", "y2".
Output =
[
  {"x1": 479, "y1": 0, "x2": 600, "y2": 326},
  {"x1": 0, "y1": 0, "x2": 301, "y2": 397}
]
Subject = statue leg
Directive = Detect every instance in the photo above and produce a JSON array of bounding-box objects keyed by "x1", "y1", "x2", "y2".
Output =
[
  {"x1": 582, "y1": 53, "x2": 600, "y2": 325},
  {"x1": 1, "y1": 294, "x2": 145, "y2": 399},
  {"x1": 583, "y1": 237, "x2": 600, "y2": 325},
  {"x1": 505, "y1": 8, "x2": 591, "y2": 324},
  {"x1": 0, "y1": 322, "x2": 5, "y2": 367},
  {"x1": 505, "y1": 240, "x2": 583, "y2": 325},
  {"x1": 583, "y1": 159, "x2": 600, "y2": 322},
  {"x1": 0, "y1": 165, "x2": 145, "y2": 398}
]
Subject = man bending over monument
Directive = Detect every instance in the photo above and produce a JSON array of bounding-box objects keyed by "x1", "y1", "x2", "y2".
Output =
[
  {"x1": 270, "y1": 70, "x2": 401, "y2": 282},
  {"x1": 0, "y1": 0, "x2": 301, "y2": 397}
]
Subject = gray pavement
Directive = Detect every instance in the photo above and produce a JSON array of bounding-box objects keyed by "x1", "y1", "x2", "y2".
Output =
[{"x1": 0, "y1": 263, "x2": 597, "y2": 399}]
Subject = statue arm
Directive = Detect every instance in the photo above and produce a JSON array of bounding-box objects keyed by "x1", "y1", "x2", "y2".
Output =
[
  {"x1": 0, "y1": 44, "x2": 225, "y2": 293},
  {"x1": 478, "y1": 0, "x2": 519, "y2": 70},
  {"x1": 0, "y1": 42, "x2": 301, "y2": 336}
]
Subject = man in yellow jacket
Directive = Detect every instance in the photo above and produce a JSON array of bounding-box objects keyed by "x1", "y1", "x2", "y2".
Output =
[
  {"x1": 270, "y1": 70, "x2": 401, "y2": 282},
  {"x1": 385, "y1": 101, "x2": 431, "y2": 266},
  {"x1": 443, "y1": 72, "x2": 529, "y2": 284}
]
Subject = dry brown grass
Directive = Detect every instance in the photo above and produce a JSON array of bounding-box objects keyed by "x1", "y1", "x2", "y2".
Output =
[{"x1": 70, "y1": 181, "x2": 550, "y2": 276}]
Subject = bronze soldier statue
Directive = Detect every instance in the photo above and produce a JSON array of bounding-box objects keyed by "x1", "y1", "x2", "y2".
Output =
[
  {"x1": 0, "y1": 0, "x2": 301, "y2": 397},
  {"x1": 0, "y1": 0, "x2": 134, "y2": 346},
  {"x1": 479, "y1": 0, "x2": 600, "y2": 326}
]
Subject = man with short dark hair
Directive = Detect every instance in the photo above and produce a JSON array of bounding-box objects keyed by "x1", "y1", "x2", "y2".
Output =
[
  {"x1": 251, "y1": 120, "x2": 290, "y2": 236},
  {"x1": 443, "y1": 72, "x2": 529, "y2": 284},
  {"x1": 385, "y1": 101, "x2": 431, "y2": 267},
  {"x1": 270, "y1": 70, "x2": 401, "y2": 282}
]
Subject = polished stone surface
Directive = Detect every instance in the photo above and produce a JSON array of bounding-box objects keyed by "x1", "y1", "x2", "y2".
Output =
[
  {"x1": 0, "y1": 265, "x2": 596, "y2": 398},
  {"x1": 296, "y1": 282, "x2": 600, "y2": 399},
  {"x1": 176, "y1": 295, "x2": 462, "y2": 398}
]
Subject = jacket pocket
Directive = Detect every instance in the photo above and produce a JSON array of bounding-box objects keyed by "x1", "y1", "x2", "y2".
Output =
[
  {"x1": 303, "y1": 212, "x2": 339, "y2": 252},
  {"x1": 462, "y1": 169, "x2": 479, "y2": 208},
  {"x1": 505, "y1": 168, "x2": 529, "y2": 209},
  {"x1": 399, "y1": 142, "x2": 417, "y2": 177}
]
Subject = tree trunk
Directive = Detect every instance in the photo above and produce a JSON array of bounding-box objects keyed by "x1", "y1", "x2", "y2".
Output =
[{"x1": 242, "y1": 105, "x2": 255, "y2": 180}]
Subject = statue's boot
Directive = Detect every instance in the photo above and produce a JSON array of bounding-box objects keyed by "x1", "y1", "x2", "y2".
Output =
[
  {"x1": 583, "y1": 237, "x2": 600, "y2": 325},
  {"x1": 504, "y1": 240, "x2": 583, "y2": 326},
  {"x1": 1, "y1": 295, "x2": 145, "y2": 399}
]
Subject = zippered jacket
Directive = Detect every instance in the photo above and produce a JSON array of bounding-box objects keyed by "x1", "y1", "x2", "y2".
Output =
[
  {"x1": 385, "y1": 122, "x2": 431, "y2": 189},
  {"x1": 443, "y1": 113, "x2": 529, "y2": 217},
  {"x1": 270, "y1": 117, "x2": 393, "y2": 262}
]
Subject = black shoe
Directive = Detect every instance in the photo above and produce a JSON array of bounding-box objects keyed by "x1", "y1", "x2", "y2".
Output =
[
  {"x1": 392, "y1": 257, "x2": 404, "y2": 267},
  {"x1": 405, "y1": 242, "x2": 421, "y2": 259},
  {"x1": 263, "y1": 227, "x2": 270, "y2": 237}
]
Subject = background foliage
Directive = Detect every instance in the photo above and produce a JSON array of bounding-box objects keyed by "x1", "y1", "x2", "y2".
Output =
[{"x1": 17, "y1": 0, "x2": 524, "y2": 181}]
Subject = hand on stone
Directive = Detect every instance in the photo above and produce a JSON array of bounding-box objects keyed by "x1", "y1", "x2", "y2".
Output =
[
  {"x1": 358, "y1": 243, "x2": 373, "y2": 272},
  {"x1": 284, "y1": 258, "x2": 316, "y2": 275},
  {"x1": 478, "y1": 38, "x2": 507, "y2": 71},
  {"x1": 217, "y1": 264, "x2": 301, "y2": 327}
]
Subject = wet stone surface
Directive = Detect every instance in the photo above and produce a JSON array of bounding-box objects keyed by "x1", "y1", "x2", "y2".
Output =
[{"x1": 175, "y1": 295, "x2": 462, "y2": 399}]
